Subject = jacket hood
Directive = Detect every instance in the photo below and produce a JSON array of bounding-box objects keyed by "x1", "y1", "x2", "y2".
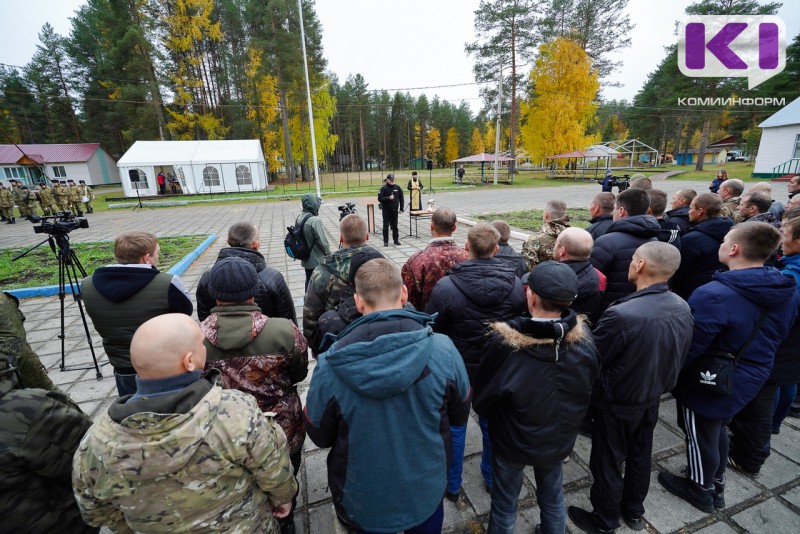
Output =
[
  {"x1": 202, "y1": 303, "x2": 266, "y2": 352},
  {"x1": 690, "y1": 217, "x2": 734, "y2": 240},
  {"x1": 89, "y1": 266, "x2": 160, "y2": 302},
  {"x1": 301, "y1": 194, "x2": 321, "y2": 215},
  {"x1": 323, "y1": 309, "x2": 436, "y2": 400},
  {"x1": 564, "y1": 261, "x2": 599, "y2": 296},
  {"x1": 448, "y1": 258, "x2": 519, "y2": 308},
  {"x1": 712, "y1": 267, "x2": 797, "y2": 307},
  {"x1": 605, "y1": 214, "x2": 662, "y2": 238},
  {"x1": 101, "y1": 373, "x2": 220, "y2": 479},
  {"x1": 318, "y1": 244, "x2": 375, "y2": 280},
  {"x1": 217, "y1": 247, "x2": 266, "y2": 272},
  {"x1": 667, "y1": 205, "x2": 690, "y2": 218},
  {"x1": 489, "y1": 310, "x2": 588, "y2": 359}
]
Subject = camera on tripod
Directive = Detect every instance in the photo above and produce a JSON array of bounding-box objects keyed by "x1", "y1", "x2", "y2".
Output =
[
  {"x1": 338, "y1": 202, "x2": 357, "y2": 220},
  {"x1": 33, "y1": 212, "x2": 89, "y2": 236}
]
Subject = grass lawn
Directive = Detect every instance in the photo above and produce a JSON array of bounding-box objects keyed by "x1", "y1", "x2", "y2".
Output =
[
  {"x1": 663, "y1": 161, "x2": 761, "y2": 182},
  {"x1": 0, "y1": 235, "x2": 207, "y2": 289},
  {"x1": 475, "y1": 208, "x2": 592, "y2": 232}
]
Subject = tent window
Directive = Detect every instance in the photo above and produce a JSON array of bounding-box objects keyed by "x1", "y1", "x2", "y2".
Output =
[
  {"x1": 130, "y1": 168, "x2": 149, "y2": 189},
  {"x1": 203, "y1": 166, "x2": 220, "y2": 187},
  {"x1": 177, "y1": 167, "x2": 186, "y2": 187},
  {"x1": 236, "y1": 165, "x2": 252, "y2": 185}
]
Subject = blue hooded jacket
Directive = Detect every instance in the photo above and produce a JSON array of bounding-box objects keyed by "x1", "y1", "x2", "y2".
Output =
[
  {"x1": 674, "y1": 267, "x2": 799, "y2": 418},
  {"x1": 304, "y1": 309, "x2": 471, "y2": 532}
]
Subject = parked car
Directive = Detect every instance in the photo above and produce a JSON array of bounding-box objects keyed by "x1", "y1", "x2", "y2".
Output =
[{"x1": 727, "y1": 151, "x2": 746, "y2": 162}]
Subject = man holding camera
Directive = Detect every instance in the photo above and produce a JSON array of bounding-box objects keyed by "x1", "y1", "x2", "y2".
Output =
[{"x1": 378, "y1": 174, "x2": 404, "y2": 247}]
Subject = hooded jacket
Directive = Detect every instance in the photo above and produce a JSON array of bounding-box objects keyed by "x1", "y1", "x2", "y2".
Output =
[
  {"x1": 666, "y1": 205, "x2": 692, "y2": 235},
  {"x1": 297, "y1": 194, "x2": 331, "y2": 270},
  {"x1": 671, "y1": 217, "x2": 734, "y2": 300},
  {"x1": 589, "y1": 215, "x2": 661, "y2": 307},
  {"x1": 82, "y1": 266, "x2": 193, "y2": 372},
  {"x1": 426, "y1": 258, "x2": 526, "y2": 380},
  {"x1": 196, "y1": 247, "x2": 297, "y2": 323},
  {"x1": 304, "y1": 309, "x2": 471, "y2": 532},
  {"x1": 674, "y1": 268, "x2": 799, "y2": 418},
  {"x1": 563, "y1": 260, "x2": 604, "y2": 325},
  {"x1": 586, "y1": 213, "x2": 614, "y2": 241},
  {"x1": 473, "y1": 311, "x2": 599, "y2": 466},
  {"x1": 770, "y1": 254, "x2": 800, "y2": 385},
  {"x1": 494, "y1": 242, "x2": 528, "y2": 278},
  {"x1": 201, "y1": 302, "x2": 308, "y2": 453},
  {"x1": 73, "y1": 372, "x2": 297, "y2": 533}
]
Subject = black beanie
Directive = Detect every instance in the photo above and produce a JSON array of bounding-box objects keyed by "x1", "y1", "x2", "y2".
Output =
[
  {"x1": 207, "y1": 257, "x2": 259, "y2": 302},
  {"x1": 348, "y1": 247, "x2": 385, "y2": 285}
]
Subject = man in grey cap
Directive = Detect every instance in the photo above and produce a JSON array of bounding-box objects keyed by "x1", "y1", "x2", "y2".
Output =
[
  {"x1": 377, "y1": 173, "x2": 404, "y2": 246},
  {"x1": 569, "y1": 241, "x2": 693, "y2": 533},
  {"x1": 474, "y1": 261, "x2": 600, "y2": 534}
]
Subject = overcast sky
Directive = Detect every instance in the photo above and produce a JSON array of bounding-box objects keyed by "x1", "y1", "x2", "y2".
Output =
[{"x1": 1, "y1": 0, "x2": 798, "y2": 113}]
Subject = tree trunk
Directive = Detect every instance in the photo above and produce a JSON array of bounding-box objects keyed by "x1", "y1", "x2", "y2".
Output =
[
  {"x1": 278, "y1": 88, "x2": 295, "y2": 182},
  {"x1": 359, "y1": 113, "x2": 367, "y2": 171},
  {"x1": 509, "y1": 19, "x2": 517, "y2": 177},
  {"x1": 695, "y1": 116, "x2": 710, "y2": 171}
]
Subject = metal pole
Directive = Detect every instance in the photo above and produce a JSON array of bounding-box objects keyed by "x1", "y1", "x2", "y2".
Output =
[
  {"x1": 298, "y1": 0, "x2": 321, "y2": 199},
  {"x1": 493, "y1": 68, "x2": 503, "y2": 186}
]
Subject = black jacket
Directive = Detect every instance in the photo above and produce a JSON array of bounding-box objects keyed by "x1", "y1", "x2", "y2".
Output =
[
  {"x1": 196, "y1": 247, "x2": 297, "y2": 323},
  {"x1": 426, "y1": 258, "x2": 526, "y2": 381},
  {"x1": 666, "y1": 206, "x2": 691, "y2": 235},
  {"x1": 592, "y1": 282, "x2": 693, "y2": 408},
  {"x1": 564, "y1": 260, "x2": 603, "y2": 325},
  {"x1": 494, "y1": 243, "x2": 528, "y2": 278},
  {"x1": 671, "y1": 217, "x2": 734, "y2": 300},
  {"x1": 657, "y1": 218, "x2": 682, "y2": 251},
  {"x1": 378, "y1": 182, "x2": 404, "y2": 211},
  {"x1": 586, "y1": 214, "x2": 614, "y2": 240},
  {"x1": 474, "y1": 311, "x2": 599, "y2": 466},
  {"x1": 589, "y1": 215, "x2": 661, "y2": 308}
]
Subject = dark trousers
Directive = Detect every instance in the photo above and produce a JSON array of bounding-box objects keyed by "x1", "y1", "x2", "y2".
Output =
[
  {"x1": 278, "y1": 450, "x2": 302, "y2": 533},
  {"x1": 589, "y1": 405, "x2": 659, "y2": 530},
  {"x1": 356, "y1": 502, "x2": 443, "y2": 534},
  {"x1": 729, "y1": 381, "x2": 777, "y2": 472},
  {"x1": 677, "y1": 402, "x2": 728, "y2": 489},
  {"x1": 382, "y1": 208, "x2": 399, "y2": 243}
]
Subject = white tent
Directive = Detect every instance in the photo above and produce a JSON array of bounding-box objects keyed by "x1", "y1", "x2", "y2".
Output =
[{"x1": 116, "y1": 140, "x2": 268, "y2": 197}]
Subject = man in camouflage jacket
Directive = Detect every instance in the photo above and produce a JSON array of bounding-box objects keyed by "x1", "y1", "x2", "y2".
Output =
[
  {"x1": 54, "y1": 181, "x2": 69, "y2": 212},
  {"x1": 10, "y1": 180, "x2": 28, "y2": 218},
  {"x1": 719, "y1": 178, "x2": 744, "y2": 223},
  {"x1": 0, "y1": 317, "x2": 96, "y2": 533},
  {"x1": 0, "y1": 182, "x2": 14, "y2": 222},
  {"x1": 21, "y1": 186, "x2": 38, "y2": 219},
  {"x1": 73, "y1": 314, "x2": 297, "y2": 533},
  {"x1": 522, "y1": 200, "x2": 571, "y2": 271},
  {"x1": 67, "y1": 179, "x2": 83, "y2": 214},
  {"x1": 303, "y1": 214, "x2": 382, "y2": 354},
  {"x1": 37, "y1": 181, "x2": 59, "y2": 215},
  {"x1": 401, "y1": 207, "x2": 468, "y2": 310}
]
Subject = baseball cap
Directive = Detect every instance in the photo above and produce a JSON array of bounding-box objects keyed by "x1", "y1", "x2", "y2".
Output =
[{"x1": 520, "y1": 261, "x2": 579, "y2": 303}]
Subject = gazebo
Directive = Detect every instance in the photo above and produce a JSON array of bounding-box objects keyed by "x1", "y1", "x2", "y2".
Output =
[
  {"x1": 545, "y1": 149, "x2": 615, "y2": 180},
  {"x1": 451, "y1": 153, "x2": 516, "y2": 184}
]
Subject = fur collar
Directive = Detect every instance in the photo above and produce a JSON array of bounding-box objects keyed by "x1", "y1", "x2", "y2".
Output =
[{"x1": 489, "y1": 313, "x2": 589, "y2": 350}]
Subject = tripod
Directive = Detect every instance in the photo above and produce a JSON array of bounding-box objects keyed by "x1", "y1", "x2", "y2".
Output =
[
  {"x1": 132, "y1": 182, "x2": 154, "y2": 211},
  {"x1": 14, "y1": 233, "x2": 103, "y2": 378}
]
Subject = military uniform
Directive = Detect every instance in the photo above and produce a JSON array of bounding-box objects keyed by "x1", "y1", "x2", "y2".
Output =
[
  {"x1": 721, "y1": 196, "x2": 743, "y2": 223},
  {"x1": 54, "y1": 182, "x2": 68, "y2": 212},
  {"x1": 67, "y1": 180, "x2": 83, "y2": 214},
  {"x1": 10, "y1": 182, "x2": 27, "y2": 218},
  {"x1": 0, "y1": 185, "x2": 14, "y2": 223},
  {"x1": 79, "y1": 181, "x2": 94, "y2": 213},
  {"x1": 522, "y1": 220, "x2": 570, "y2": 270},
  {"x1": 21, "y1": 187, "x2": 38, "y2": 219},
  {"x1": 37, "y1": 183, "x2": 58, "y2": 215}
]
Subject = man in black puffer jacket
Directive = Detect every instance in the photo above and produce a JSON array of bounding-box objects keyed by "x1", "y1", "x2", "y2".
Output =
[
  {"x1": 553, "y1": 227, "x2": 604, "y2": 325},
  {"x1": 196, "y1": 222, "x2": 296, "y2": 323},
  {"x1": 671, "y1": 193, "x2": 734, "y2": 300},
  {"x1": 474, "y1": 262, "x2": 599, "y2": 534},
  {"x1": 590, "y1": 188, "x2": 660, "y2": 310}
]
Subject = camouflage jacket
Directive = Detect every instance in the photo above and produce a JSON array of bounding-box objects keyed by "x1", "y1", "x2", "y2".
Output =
[
  {"x1": 401, "y1": 238, "x2": 469, "y2": 310},
  {"x1": 22, "y1": 190, "x2": 37, "y2": 209},
  {"x1": 68, "y1": 185, "x2": 82, "y2": 202},
  {"x1": 53, "y1": 185, "x2": 67, "y2": 203},
  {"x1": 1, "y1": 292, "x2": 59, "y2": 392},
  {"x1": 201, "y1": 303, "x2": 309, "y2": 453},
  {"x1": 80, "y1": 184, "x2": 95, "y2": 200},
  {"x1": 0, "y1": 187, "x2": 12, "y2": 208},
  {"x1": 721, "y1": 197, "x2": 743, "y2": 223},
  {"x1": 38, "y1": 186, "x2": 57, "y2": 206},
  {"x1": 73, "y1": 374, "x2": 297, "y2": 533},
  {"x1": 522, "y1": 221, "x2": 570, "y2": 270},
  {"x1": 303, "y1": 244, "x2": 380, "y2": 345},
  {"x1": 11, "y1": 185, "x2": 23, "y2": 204}
]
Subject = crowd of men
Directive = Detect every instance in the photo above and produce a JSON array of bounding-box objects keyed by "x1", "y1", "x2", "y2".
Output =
[
  {"x1": 2, "y1": 173, "x2": 800, "y2": 534},
  {"x1": 0, "y1": 179, "x2": 94, "y2": 223}
]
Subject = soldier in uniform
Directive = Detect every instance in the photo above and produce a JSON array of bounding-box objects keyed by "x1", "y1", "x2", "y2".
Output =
[
  {"x1": 10, "y1": 180, "x2": 28, "y2": 219},
  {"x1": 0, "y1": 183, "x2": 14, "y2": 223},
  {"x1": 37, "y1": 181, "x2": 58, "y2": 216},
  {"x1": 54, "y1": 181, "x2": 68, "y2": 212},
  {"x1": 73, "y1": 314, "x2": 297, "y2": 533},
  {"x1": 79, "y1": 180, "x2": 95, "y2": 213},
  {"x1": 21, "y1": 186, "x2": 39, "y2": 220},
  {"x1": 67, "y1": 179, "x2": 83, "y2": 215},
  {"x1": 522, "y1": 199, "x2": 571, "y2": 270},
  {"x1": 719, "y1": 178, "x2": 744, "y2": 223}
]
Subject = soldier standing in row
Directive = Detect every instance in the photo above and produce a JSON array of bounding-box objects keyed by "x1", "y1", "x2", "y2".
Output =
[
  {"x1": 79, "y1": 180, "x2": 94, "y2": 213},
  {"x1": 67, "y1": 180, "x2": 82, "y2": 215},
  {"x1": 0, "y1": 183, "x2": 14, "y2": 223},
  {"x1": 37, "y1": 182, "x2": 59, "y2": 216},
  {"x1": 21, "y1": 186, "x2": 38, "y2": 220},
  {"x1": 54, "y1": 181, "x2": 68, "y2": 212},
  {"x1": 10, "y1": 180, "x2": 27, "y2": 219}
]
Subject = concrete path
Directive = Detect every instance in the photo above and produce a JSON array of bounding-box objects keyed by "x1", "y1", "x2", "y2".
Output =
[{"x1": 3, "y1": 179, "x2": 799, "y2": 534}]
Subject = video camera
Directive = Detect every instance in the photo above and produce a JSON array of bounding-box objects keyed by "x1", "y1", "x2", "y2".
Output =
[
  {"x1": 598, "y1": 174, "x2": 630, "y2": 192},
  {"x1": 33, "y1": 212, "x2": 89, "y2": 236},
  {"x1": 338, "y1": 202, "x2": 357, "y2": 221}
]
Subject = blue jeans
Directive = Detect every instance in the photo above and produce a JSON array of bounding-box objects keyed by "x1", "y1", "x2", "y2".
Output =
[
  {"x1": 774, "y1": 384, "x2": 798, "y2": 431},
  {"x1": 479, "y1": 416, "x2": 493, "y2": 489},
  {"x1": 448, "y1": 425, "x2": 466, "y2": 494},
  {"x1": 114, "y1": 370, "x2": 137, "y2": 396},
  {"x1": 356, "y1": 502, "x2": 443, "y2": 534},
  {"x1": 488, "y1": 454, "x2": 565, "y2": 534}
]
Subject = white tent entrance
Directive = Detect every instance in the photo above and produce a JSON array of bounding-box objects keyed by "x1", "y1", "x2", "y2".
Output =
[{"x1": 117, "y1": 140, "x2": 268, "y2": 197}]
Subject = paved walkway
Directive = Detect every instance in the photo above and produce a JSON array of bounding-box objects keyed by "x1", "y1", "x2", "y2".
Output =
[{"x1": 3, "y1": 179, "x2": 800, "y2": 534}]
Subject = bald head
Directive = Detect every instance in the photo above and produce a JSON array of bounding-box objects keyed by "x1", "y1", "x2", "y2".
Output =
[
  {"x1": 748, "y1": 182, "x2": 772, "y2": 196},
  {"x1": 554, "y1": 227, "x2": 594, "y2": 261},
  {"x1": 634, "y1": 241, "x2": 681, "y2": 280},
  {"x1": 131, "y1": 314, "x2": 206, "y2": 379}
]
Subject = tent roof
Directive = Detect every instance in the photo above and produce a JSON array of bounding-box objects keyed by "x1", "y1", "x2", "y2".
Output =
[
  {"x1": 451, "y1": 152, "x2": 515, "y2": 163},
  {"x1": 547, "y1": 149, "x2": 612, "y2": 159},
  {"x1": 117, "y1": 140, "x2": 265, "y2": 167},
  {"x1": 759, "y1": 96, "x2": 800, "y2": 128}
]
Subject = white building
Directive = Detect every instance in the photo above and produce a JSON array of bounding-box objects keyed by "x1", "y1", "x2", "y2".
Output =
[
  {"x1": 116, "y1": 140, "x2": 268, "y2": 197},
  {"x1": 0, "y1": 143, "x2": 120, "y2": 186},
  {"x1": 754, "y1": 96, "x2": 800, "y2": 177}
]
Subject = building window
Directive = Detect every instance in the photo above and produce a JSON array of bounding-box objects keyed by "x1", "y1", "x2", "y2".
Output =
[
  {"x1": 794, "y1": 134, "x2": 800, "y2": 159},
  {"x1": 3, "y1": 168, "x2": 10, "y2": 179},
  {"x1": 130, "y1": 168, "x2": 149, "y2": 189},
  {"x1": 5, "y1": 167, "x2": 25, "y2": 179},
  {"x1": 53, "y1": 166, "x2": 67, "y2": 177},
  {"x1": 235, "y1": 165, "x2": 252, "y2": 185},
  {"x1": 203, "y1": 166, "x2": 220, "y2": 187}
]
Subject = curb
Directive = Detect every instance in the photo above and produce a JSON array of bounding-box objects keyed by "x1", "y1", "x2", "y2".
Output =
[{"x1": 6, "y1": 234, "x2": 218, "y2": 299}]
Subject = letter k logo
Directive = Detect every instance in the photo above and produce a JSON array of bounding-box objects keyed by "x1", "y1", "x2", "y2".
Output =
[{"x1": 686, "y1": 22, "x2": 748, "y2": 69}]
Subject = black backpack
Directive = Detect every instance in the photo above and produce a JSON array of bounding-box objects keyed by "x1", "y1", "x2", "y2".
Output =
[{"x1": 285, "y1": 213, "x2": 313, "y2": 260}]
